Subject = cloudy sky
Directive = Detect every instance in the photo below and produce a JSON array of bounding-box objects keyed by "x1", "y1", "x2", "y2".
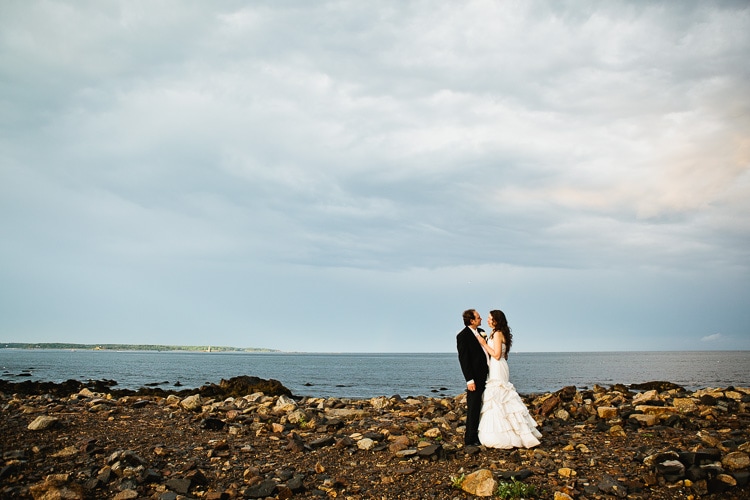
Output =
[{"x1": 2, "y1": 1, "x2": 749, "y2": 353}]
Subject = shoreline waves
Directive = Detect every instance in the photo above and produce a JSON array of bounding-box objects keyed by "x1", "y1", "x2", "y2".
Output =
[{"x1": 1, "y1": 376, "x2": 749, "y2": 499}]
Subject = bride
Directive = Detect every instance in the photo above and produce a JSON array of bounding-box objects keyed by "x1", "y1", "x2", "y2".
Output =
[{"x1": 476, "y1": 309, "x2": 541, "y2": 448}]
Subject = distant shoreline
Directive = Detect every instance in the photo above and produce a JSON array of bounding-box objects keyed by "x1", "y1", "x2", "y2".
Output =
[{"x1": 0, "y1": 343, "x2": 277, "y2": 353}]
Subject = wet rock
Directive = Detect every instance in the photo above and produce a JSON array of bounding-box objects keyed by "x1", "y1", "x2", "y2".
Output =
[
  {"x1": 630, "y1": 381, "x2": 683, "y2": 392},
  {"x1": 213, "y1": 375, "x2": 291, "y2": 398}
]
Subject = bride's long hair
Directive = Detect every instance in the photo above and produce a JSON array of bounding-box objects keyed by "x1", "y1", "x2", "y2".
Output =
[{"x1": 489, "y1": 309, "x2": 512, "y2": 358}]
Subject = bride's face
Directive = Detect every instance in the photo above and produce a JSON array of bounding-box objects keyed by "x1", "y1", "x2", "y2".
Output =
[{"x1": 487, "y1": 314, "x2": 495, "y2": 329}]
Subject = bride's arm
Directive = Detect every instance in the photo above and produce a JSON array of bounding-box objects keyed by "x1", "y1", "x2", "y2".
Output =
[{"x1": 477, "y1": 335, "x2": 503, "y2": 360}]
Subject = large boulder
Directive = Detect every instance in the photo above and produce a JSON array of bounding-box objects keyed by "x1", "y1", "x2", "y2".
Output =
[{"x1": 199, "y1": 376, "x2": 292, "y2": 398}]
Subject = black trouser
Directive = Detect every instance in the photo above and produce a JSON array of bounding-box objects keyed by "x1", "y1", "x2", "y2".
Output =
[{"x1": 464, "y1": 384, "x2": 485, "y2": 444}]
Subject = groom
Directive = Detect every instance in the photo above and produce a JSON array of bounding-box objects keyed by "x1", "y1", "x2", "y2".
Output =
[{"x1": 456, "y1": 308, "x2": 489, "y2": 447}]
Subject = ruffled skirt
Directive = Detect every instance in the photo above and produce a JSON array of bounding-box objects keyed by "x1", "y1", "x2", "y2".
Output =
[{"x1": 478, "y1": 363, "x2": 541, "y2": 449}]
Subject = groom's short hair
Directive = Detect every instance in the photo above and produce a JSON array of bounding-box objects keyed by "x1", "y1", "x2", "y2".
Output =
[{"x1": 463, "y1": 309, "x2": 476, "y2": 326}]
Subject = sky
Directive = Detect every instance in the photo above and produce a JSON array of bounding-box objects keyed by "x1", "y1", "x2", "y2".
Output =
[{"x1": 1, "y1": 1, "x2": 749, "y2": 353}]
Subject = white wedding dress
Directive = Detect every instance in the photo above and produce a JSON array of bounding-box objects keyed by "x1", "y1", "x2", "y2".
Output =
[{"x1": 477, "y1": 338, "x2": 541, "y2": 448}]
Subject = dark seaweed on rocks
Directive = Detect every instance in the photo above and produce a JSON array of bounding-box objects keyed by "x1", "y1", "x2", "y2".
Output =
[{"x1": 0, "y1": 375, "x2": 291, "y2": 399}]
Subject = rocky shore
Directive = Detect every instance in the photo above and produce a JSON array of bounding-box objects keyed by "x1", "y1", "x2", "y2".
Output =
[{"x1": 1, "y1": 377, "x2": 748, "y2": 499}]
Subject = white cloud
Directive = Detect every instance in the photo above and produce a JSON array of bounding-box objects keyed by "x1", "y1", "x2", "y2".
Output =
[{"x1": 701, "y1": 333, "x2": 723, "y2": 342}]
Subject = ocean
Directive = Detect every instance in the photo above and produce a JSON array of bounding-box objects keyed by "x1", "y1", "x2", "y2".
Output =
[{"x1": 1, "y1": 350, "x2": 749, "y2": 399}]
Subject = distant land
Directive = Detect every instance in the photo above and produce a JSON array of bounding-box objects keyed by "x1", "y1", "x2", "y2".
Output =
[{"x1": 0, "y1": 343, "x2": 278, "y2": 353}]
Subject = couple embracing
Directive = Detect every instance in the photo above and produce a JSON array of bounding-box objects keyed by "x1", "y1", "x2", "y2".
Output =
[{"x1": 457, "y1": 308, "x2": 541, "y2": 448}]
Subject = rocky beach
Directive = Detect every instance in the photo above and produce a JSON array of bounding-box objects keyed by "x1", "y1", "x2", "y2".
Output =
[{"x1": 1, "y1": 376, "x2": 748, "y2": 499}]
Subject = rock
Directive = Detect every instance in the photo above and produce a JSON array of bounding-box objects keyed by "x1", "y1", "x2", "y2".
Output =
[
  {"x1": 423, "y1": 427, "x2": 441, "y2": 438},
  {"x1": 166, "y1": 477, "x2": 192, "y2": 494},
  {"x1": 357, "y1": 438, "x2": 375, "y2": 450},
  {"x1": 395, "y1": 449, "x2": 417, "y2": 457},
  {"x1": 180, "y1": 394, "x2": 202, "y2": 411},
  {"x1": 597, "y1": 406, "x2": 618, "y2": 419},
  {"x1": 635, "y1": 405, "x2": 676, "y2": 416},
  {"x1": 538, "y1": 395, "x2": 561, "y2": 416},
  {"x1": 275, "y1": 395, "x2": 297, "y2": 412},
  {"x1": 200, "y1": 418, "x2": 225, "y2": 430},
  {"x1": 214, "y1": 376, "x2": 291, "y2": 398},
  {"x1": 244, "y1": 479, "x2": 277, "y2": 498},
  {"x1": 554, "y1": 408, "x2": 570, "y2": 421},
  {"x1": 558, "y1": 467, "x2": 576, "y2": 478},
  {"x1": 632, "y1": 390, "x2": 659, "y2": 405},
  {"x1": 28, "y1": 474, "x2": 85, "y2": 500},
  {"x1": 78, "y1": 388, "x2": 96, "y2": 398},
  {"x1": 51, "y1": 446, "x2": 78, "y2": 458},
  {"x1": 113, "y1": 489, "x2": 139, "y2": 500},
  {"x1": 717, "y1": 473, "x2": 737, "y2": 486},
  {"x1": 629, "y1": 413, "x2": 658, "y2": 426},
  {"x1": 27, "y1": 415, "x2": 60, "y2": 430},
  {"x1": 608, "y1": 424, "x2": 626, "y2": 437},
  {"x1": 417, "y1": 444, "x2": 442, "y2": 458},
  {"x1": 308, "y1": 436, "x2": 335, "y2": 449},
  {"x1": 655, "y1": 460, "x2": 685, "y2": 481},
  {"x1": 370, "y1": 396, "x2": 391, "y2": 409},
  {"x1": 286, "y1": 409, "x2": 307, "y2": 424},
  {"x1": 598, "y1": 474, "x2": 627, "y2": 497},
  {"x1": 286, "y1": 474, "x2": 306, "y2": 493},
  {"x1": 644, "y1": 451, "x2": 680, "y2": 467},
  {"x1": 461, "y1": 469, "x2": 497, "y2": 497},
  {"x1": 698, "y1": 431, "x2": 723, "y2": 448},
  {"x1": 673, "y1": 397, "x2": 698, "y2": 413},
  {"x1": 496, "y1": 469, "x2": 532, "y2": 480},
  {"x1": 324, "y1": 408, "x2": 370, "y2": 420},
  {"x1": 722, "y1": 451, "x2": 750, "y2": 471},
  {"x1": 630, "y1": 381, "x2": 683, "y2": 392}
]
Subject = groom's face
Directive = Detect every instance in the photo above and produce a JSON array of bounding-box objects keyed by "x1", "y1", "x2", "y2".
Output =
[{"x1": 471, "y1": 311, "x2": 482, "y2": 329}]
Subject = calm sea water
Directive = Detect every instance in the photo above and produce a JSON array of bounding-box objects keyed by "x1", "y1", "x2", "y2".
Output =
[{"x1": 1, "y1": 350, "x2": 749, "y2": 399}]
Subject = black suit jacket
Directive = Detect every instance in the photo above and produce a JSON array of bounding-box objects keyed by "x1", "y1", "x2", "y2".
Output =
[{"x1": 456, "y1": 326, "x2": 489, "y2": 387}]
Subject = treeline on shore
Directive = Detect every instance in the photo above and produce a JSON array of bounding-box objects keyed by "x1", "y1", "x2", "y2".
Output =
[{"x1": 0, "y1": 343, "x2": 277, "y2": 352}]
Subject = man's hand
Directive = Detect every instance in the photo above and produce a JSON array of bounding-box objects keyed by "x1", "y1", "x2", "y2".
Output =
[{"x1": 467, "y1": 381, "x2": 476, "y2": 391}]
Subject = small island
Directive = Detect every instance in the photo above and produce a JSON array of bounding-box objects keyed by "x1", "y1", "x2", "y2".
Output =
[{"x1": 0, "y1": 343, "x2": 277, "y2": 353}]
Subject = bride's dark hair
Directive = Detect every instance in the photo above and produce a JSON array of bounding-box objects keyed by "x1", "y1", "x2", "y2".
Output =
[{"x1": 489, "y1": 309, "x2": 512, "y2": 358}]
